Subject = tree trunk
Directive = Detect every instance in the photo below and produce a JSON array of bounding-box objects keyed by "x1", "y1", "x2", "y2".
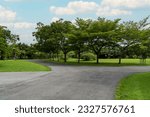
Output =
[
  {"x1": 64, "y1": 53, "x2": 67, "y2": 63},
  {"x1": 13, "y1": 52, "x2": 16, "y2": 60},
  {"x1": 52, "y1": 53, "x2": 55, "y2": 61},
  {"x1": 78, "y1": 51, "x2": 80, "y2": 63},
  {"x1": 49, "y1": 52, "x2": 52, "y2": 61},
  {"x1": 57, "y1": 53, "x2": 59, "y2": 62},
  {"x1": 96, "y1": 54, "x2": 99, "y2": 64},
  {"x1": 0, "y1": 51, "x2": 5, "y2": 60},
  {"x1": 118, "y1": 57, "x2": 122, "y2": 64}
]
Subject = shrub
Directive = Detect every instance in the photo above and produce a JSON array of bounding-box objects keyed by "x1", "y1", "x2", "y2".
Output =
[
  {"x1": 81, "y1": 52, "x2": 96, "y2": 61},
  {"x1": 68, "y1": 51, "x2": 76, "y2": 58},
  {"x1": 59, "y1": 52, "x2": 64, "y2": 60}
]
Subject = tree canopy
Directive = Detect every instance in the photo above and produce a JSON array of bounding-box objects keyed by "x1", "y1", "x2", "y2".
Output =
[
  {"x1": 0, "y1": 26, "x2": 19, "y2": 60},
  {"x1": 33, "y1": 17, "x2": 150, "y2": 63}
]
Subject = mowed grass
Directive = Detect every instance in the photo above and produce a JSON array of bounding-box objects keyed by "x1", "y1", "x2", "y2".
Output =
[
  {"x1": 49, "y1": 58, "x2": 150, "y2": 66},
  {"x1": 0, "y1": 60, "x2": 50, "y2": 72},
  {"x1": 116, "y1": 72, "x2": 150, "y2": 100}
]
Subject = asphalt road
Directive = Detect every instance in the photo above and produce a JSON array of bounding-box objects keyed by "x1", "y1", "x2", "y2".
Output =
[{"x1": 0, "y1": 60, "x2": 150, "y2": 100}]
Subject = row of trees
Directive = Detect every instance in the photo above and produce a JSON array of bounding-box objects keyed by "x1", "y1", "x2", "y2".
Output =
[
  {"x1": 0, "y1": 25, "x2": 50, "y2": 60},
  {"x1": 33, "y1": 17, "x2": 150, "y2": 64},
  {"x1": 1, "y1": 17, "x2": 150, "y2": 64}
]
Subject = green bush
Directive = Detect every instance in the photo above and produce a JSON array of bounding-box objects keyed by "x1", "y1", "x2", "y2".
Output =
[
  {"x1": 81, "y1": 52, "x2": 96, "y2": 61},
  {"x1": 58, "y1": 52, "x2": 64, "y2": 60},
  {"x1": 68, "y1": 51, "x2": 76, "y2": 58}
]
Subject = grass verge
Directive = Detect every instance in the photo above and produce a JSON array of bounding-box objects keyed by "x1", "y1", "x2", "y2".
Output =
[
  {"x1": 115, "y1": 72, "x2": 150, "y2": 100},
  {"x1": 48, "y1": 58, "x2": 150, "y2": 66},
  {"x1": 0, "y1": 60, "x2": 50, "y2": 72}
]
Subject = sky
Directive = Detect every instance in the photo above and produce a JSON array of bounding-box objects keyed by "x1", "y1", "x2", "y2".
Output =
[{"x1": 0, "y1": 0, "x2": 150, "y2": 44}]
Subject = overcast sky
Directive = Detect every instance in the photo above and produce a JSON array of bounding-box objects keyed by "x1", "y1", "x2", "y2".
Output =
[{"x1": 0, "y1": 0, "x2": 150, "y2": 44}]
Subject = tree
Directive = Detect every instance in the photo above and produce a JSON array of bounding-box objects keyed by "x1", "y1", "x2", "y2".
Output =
[
  {"x1": 32, "y1": 17, "x2": 150, "y2": 64},
  {"x1": 0, "y1": 26, "x2": 19, "y2": 60},
  {"x1": 88, "y1": 18, "x2": 120, "y2": 63},
  {"x1": 50, "y1": 19, "x2": 74, "y2": 62},
  {"x1": 0, "y1": 26, "x2": 8, "y2": 60},
  {"x1": 33, "y1": 23, "x2": 58, "y2": 60},
  {"x1": 138, "y1": 17, "x2": 150, "y2": 63},
  {"x1": 68, "y1": 18, "x2": 91, "y2": 63},
  {"x1": 116, "y1": 16, "x2": 150, "y2": 64},
  {"x1": 116, "y1": 21, "x2": 139, "y2": 64},
  {"x1": 0, "y1": 37, "x2": 7, "y2": 60},
  {"x1": 10, "y1": 34, "x2": 19, "y2": 59}
]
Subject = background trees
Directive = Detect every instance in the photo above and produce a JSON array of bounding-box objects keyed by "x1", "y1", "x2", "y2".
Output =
[
  {"x1": 88, "y1": 18, "x2": 120, "y2": 63},
  {"x1": 0, "y1": 17, "x2": 150, "y2": 63},
  {"x1": 0, "y1": 26, "x2": 19, "y2": 60},
  {"x1": 0, "y1": 26, "x2": 9, "y2": 60},
  {"x1": 68, "y1": 18, "x2": 91, "y2": 63},
  {"x1": 32, "y1": 17, "x2": 150, "y2": 64},
  {"x1": 116, "y1": 21, "x2": 140, "y2": 64}
]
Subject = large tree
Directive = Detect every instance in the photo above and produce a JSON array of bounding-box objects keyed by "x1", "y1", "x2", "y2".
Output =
[
  {"x1": 33, "y1": 22, "x2": 58, "y2": 60},
  {"x1": 67, "y1": 18, "x2": 91, "y2": 63},
  {"x1": 116, "y1": 17, "x2": 150, "y2": 64},
  {"x1": 50, "y1": 19, "x2": 74, "y2": 62},
  {"x1": 116, "y1": 21, "x2": 139, "y2": 64},
  {"x1": 88, "y1": 18, "x2": 120, "y2": 63},
  {"x1": 0, "y1": 26, "x2": 19, "y2": 60}
]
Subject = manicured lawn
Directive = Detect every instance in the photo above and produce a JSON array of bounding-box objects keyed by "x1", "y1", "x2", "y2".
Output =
[
  {"x1": 0, "y1": 60, "x2": 50, "y2": 72},
  {"x1": 49, "y1": 58, "x2": 150, "y2": 66},
  {"x1": 115, "y1": 72, "x2": 150, "y2": 100}
]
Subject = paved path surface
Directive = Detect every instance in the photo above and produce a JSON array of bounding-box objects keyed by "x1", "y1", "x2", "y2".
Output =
[{"x1": 0, "y1": 60, "x2": 150, "y2": 100}]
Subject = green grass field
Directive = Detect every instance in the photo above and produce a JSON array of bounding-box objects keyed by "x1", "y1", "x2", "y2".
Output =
[
  {"x1": 49, "y1": 58, "x2": 150, "y2": 66},
  {"x1": 116, "y1": 72, "x2": 150, "y2": 100},
  {"x1": 0, "y1": 60, "x2": 50, "y2": 72}
]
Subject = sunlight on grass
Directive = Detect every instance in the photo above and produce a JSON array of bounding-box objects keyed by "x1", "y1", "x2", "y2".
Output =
[
  {"x1": 0, "y1": 60, "x2": 50, "y2": 72},
  {"x1": 49, "y1": 58, "x2": 150, "y2": 66},
  {"x1": 116, "y1": 72, "x2": 150, "y2": 100}
]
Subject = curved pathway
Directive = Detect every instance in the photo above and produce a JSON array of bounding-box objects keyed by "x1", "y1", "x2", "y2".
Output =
[{"x1": 0, "y1": 60, "x2": 150, "y2": 100}]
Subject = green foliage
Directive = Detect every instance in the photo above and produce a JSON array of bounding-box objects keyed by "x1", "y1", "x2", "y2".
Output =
[
  {"x1": 33, "y1": 17, "x2": 150, "y2": 64},
  {"x1": 34, "y1": 52, "x2": 49, "y2": 59},
  {"x1": 0, "y1": 25, "x2": 19, "y2": 60},
  {"x1": 81, "y1": 52, "x2": 96, "y2": 61},
  {"x1": 0, "y1": 37, "x2": 7, "y2": 59},
  {"x1": 33, "y1": 19, "x2": 74, "y2": 62},
  {"x1": 68, "y1": 51, "x2": 76, "y2": 58}
]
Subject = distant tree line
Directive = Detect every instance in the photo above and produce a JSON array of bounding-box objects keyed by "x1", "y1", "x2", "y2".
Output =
[
  {"x1": 0, "y1": 26, "x2": 48, "y2": 60},
  {"x1": 1, "y1": 17, "x2": 150, "y2": 64},
  {"x1": 33, "y1": 17, "x2": 150, "y2": 64}
]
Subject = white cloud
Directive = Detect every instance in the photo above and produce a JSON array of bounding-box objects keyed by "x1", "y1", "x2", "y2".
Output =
[
  {"x1": 101, "y1": 0, "x2": 150, "y2": 9},
  {"x1": 0, "y1": 5, "x2": 16, "y2": 22},
  {"x1": 50, "y1": 1, "x2": 98, "y2": 15},
  {"x1": 50, "y1": 6, "x2": 75, "y2": 15},
  {"x1": 0, "y1": 5, "x2": 35, "y2": 44},
  {"x1": 0, "y1": 22, "x2": 35, "y2": 29},
  {"x1": 67, "y1": 1, "x2": 98, "y2": 13},
  {"x1": 50, "y1": 0, "x2": 150, "y2": 17},
  {"x1": 13, "y1": 22, "x2": 35, "y2": 29},
  {"x1": 96, "y1": 6, "x2": 132, "y2": 16}
]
